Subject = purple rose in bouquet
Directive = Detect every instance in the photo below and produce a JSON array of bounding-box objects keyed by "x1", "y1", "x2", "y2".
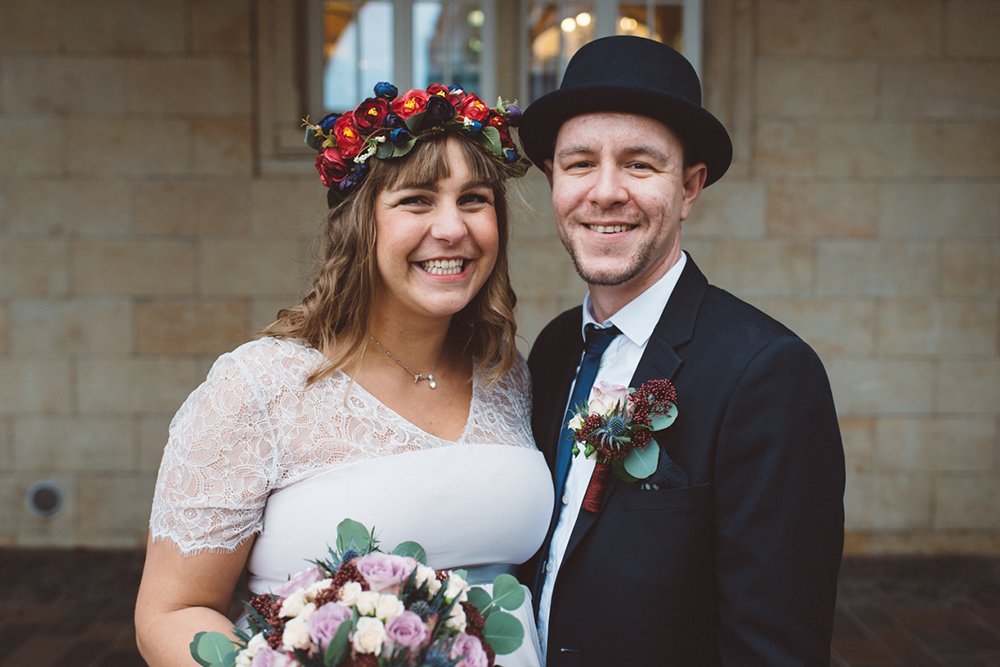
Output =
[
  {"x1": 308, "y1": 602, "x2": 352, "y2": 649},
  {"x1": 385, "y1": 610, "x2": 428, "y2": 649},
  {"x1": 354, "y1": 552, "x2": 417, "y2": 595}
]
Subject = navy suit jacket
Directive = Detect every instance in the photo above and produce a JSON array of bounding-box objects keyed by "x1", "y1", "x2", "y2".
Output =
[{"x1": 526, "y1": 257, "x2": 845, "y2": 666}]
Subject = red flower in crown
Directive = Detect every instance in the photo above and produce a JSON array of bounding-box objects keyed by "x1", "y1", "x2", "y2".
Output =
[
  {"x1": 486, "y1": 110, "x2": 512, "y2": 143},
  {"x1": 425, "y1": 83, "x2": 450, "y2": 97},
  {"x1": 333, "y1": 114, "x2": 365, "y2": 158},
  {"x1": 353, "y1": 96, "x2": 390, "y2": 133},
  {"x1": 392, "y1": 88, "x2": 431, "y2": 119},
  {"x1": 315, "y1": 147, "x2": 351, "y2": 187},
  {"x1": 458, "y1": 94, "x2": 490, "y2": 122}
]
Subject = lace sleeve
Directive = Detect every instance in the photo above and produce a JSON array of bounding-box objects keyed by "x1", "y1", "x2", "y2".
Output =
[
  {"x1": 509, "y1": 352, "x2": 534, "y2": 430},
  {"x1": 149, "y1": 350, "x2": 279, "y2": 554}
]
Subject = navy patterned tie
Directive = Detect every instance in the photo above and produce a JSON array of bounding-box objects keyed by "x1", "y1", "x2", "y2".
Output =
[
  {"x1": 552, "y1": 324, "x2": 622, "y2": 506},
  {"x1": 533, "y1": 323, "x2": 621, "y2": 603}
]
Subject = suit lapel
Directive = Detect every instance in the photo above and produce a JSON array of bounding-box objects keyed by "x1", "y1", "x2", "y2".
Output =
[
  {"x1": 538, "y1": 311, "x2": 585, "y2": 471},
  {"x1": 562, "y1": 257, "x2": 709, "y2": 560}
]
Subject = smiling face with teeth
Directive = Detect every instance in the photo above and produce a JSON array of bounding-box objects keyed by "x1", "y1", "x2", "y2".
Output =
[
  {"x1": 372, "y1": 138, "x2": 500, "y2": 325},
  {"x1": 547, "y1": 112, "x2": 707, "y2": 319}
]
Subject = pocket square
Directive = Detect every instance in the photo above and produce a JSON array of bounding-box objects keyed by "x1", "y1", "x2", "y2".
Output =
[{"x1": 640, "y1": 446, "x2": 689, "y2": 490}]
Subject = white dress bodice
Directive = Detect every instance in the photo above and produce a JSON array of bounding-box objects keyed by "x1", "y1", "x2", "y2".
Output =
[{"x1": 149, "y1": 336, "x2": 553, "y2": 589}]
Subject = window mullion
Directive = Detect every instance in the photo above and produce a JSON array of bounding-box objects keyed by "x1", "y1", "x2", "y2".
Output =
[
  {"x1": 595, "y1": 0, "x2": 617, "y2": 38},
  {"x1": 683, "y1": 0, "x2": 702, "y2": 75},
  {"x1": 393, "y1": 0, "x2": 413, "y2": 89},
  {"x1": 481, "y1": 0, "x2": 498, "y2": 99}
]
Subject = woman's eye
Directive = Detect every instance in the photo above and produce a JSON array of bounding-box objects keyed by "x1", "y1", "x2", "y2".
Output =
[
  {"x1": 399, "y1": 196, "x2": 427, "y2": 206},
  {"x1": 460, "y1": 193, "x2": 491, "y2": 205}
]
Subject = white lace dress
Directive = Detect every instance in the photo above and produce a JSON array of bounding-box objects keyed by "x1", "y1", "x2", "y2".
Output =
[{"x1": 149, "y1": 337, "x2": 552, "y2": 666}]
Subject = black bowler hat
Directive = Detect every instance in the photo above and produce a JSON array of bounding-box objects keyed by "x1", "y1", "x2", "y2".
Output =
[{"x1": 518, "y1": 35, "x2": 733, "y2": 187}]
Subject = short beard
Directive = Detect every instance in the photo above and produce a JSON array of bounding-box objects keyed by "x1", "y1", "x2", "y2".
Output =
[{"x1": 564, "y1": 238, "x2": 652, "y2": 286}]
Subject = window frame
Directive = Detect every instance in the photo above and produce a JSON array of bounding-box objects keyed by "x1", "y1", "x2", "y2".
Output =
[{"x1": 252, "y1": 0, "x2": 703, "y2": 174}]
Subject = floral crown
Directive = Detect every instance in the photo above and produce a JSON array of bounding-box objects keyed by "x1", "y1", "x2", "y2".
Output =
[{"x1": 304, "y1": 82, "x2": 531, "y2": 207}]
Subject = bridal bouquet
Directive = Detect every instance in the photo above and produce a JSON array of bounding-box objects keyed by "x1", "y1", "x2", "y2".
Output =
[{"x1": 191, "y1": 520, "x2": 525, "y2": 667}]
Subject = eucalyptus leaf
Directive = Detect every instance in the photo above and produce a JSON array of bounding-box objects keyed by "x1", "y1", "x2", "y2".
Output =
[
  {"x1": 490, "y1": 574, "x2": 525, "y2": 611},
  {"x1": 391, "y1": 540, "x2": 427, "y2": 564},
  {"x1": 611, "y1": 459, "x2": 641, "y2": 484},
  {"x1": 650, "y1": 402, "x2": 678, "y2": 431},
  {"x1": 304, "y1": 127, "x2": 324, "y2": 151},
  {"x1": 451, "y1": 568, "x2": 468, "y2": 582},
  {"x1": 481, "y1": 126, "x2": 503, "y2": 156},
  {"x1": 483, "y1": 611, "x2": 525, "y2": 655},
  {"x1": 624, "y1": 441, "x2": 660, "y2": 479},
  {"x1": 510, "y1": 159, "x2": 531, "y2": 177},
  {"x1": 466, "y1": 586, "x2": 493, "y2": 614},
  {"x1": 336, "y1": 518, "x2": 372, "y2": 554},
  {"x1": 323, "y1": 620, "x2": 353, "y2": 666},
  {"x1": 375, "y1": 141, "x2": 395, "y2": 159},
  {"x1": 466, "y1": 586, "x2": 492, "y2": 614},
  {"x1": 190, "y1": 631, "x2": 238, "y2": 667},
  {"x1": 391, "y1": 137, "x2": 417, "y2": 157},
  {"x1": 404, "y1": 111, "x2": 426, "y2": 133}
]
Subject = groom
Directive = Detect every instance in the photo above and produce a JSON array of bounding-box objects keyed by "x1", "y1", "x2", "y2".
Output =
[{"x1": 519, "y1": 36, "x2": 845, "y2": 665}]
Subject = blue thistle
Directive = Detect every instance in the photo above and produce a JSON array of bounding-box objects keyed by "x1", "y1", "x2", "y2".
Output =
[
  {"x1": 409, "y1": 600, "x2": 432, "y2": 619},
  {"x1": 606, "y1": 414, "x2": 627, "y2": 437},
  {"x1": 420, "y1": 647, "x2": 455, "y2": 667}
]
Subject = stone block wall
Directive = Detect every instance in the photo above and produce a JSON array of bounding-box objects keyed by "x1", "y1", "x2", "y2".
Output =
[{"x1": 0, "y1": 0, "x2": 997, "y2": 553}]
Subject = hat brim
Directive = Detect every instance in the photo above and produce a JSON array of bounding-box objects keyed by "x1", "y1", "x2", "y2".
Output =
[{"x1": 518, "y1": 85, "x2": 733, "y2": 187}]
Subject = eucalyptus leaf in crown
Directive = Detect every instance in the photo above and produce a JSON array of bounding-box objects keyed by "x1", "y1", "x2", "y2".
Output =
[{"x1": 303, "y1": 82, "x2": 531, "y2": 206}]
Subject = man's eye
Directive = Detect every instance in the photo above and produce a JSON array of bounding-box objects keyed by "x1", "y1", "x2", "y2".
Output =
[{"x1": 628, "y1": 162, "x2": 653, "y2": 170}]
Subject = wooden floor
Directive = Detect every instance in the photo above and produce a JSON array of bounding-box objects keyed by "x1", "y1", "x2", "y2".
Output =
[{"x1": 1, "y1": 551, "x2": 999, "y2": 666}]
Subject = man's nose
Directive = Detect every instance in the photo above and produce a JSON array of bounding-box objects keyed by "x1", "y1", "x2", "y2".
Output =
[{"x1": 589, "y1": 165, "x2": 628, "y2": 207}]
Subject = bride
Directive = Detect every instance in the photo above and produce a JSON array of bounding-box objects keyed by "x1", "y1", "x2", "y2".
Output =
[{"x1": 134, "y1": 83, "x2": 552, "y2": 666}]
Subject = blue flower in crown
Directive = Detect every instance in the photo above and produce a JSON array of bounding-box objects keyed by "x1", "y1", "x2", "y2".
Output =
[
  {"x1": 318, "y1": 113, "x2": 340, "y2": 133},
  {"x1": 389, "y1": 127, "x2": 413, "y2": 146},
  {"x1": 373, "y1": 81, "x2": 398, "y2": 100}
]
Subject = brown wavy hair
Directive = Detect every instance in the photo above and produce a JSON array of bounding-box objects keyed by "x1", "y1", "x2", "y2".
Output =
[{"x1": 260, "y1": 134, "x2": 520, "y2": 385}]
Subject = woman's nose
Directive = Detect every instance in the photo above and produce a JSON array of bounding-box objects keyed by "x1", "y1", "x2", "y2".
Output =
[{"x1": 430, "y1": 205, "x2": 468, "y2": 244}]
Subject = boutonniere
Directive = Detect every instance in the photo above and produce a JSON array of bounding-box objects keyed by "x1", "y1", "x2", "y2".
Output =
[{"x1": 568, "y1": 379, "x2": 679, "y2": 512}]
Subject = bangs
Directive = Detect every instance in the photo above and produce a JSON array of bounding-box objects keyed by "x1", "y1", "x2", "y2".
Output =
[{"x1": 375, "y1": 134, "x2": 510, "y2": 193}]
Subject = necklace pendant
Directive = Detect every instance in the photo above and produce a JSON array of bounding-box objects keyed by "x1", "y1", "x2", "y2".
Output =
[{"x1": 413, "y1": 373, "x2": 437, "y2": 389}]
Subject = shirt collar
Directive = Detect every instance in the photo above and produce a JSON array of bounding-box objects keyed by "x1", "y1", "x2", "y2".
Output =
[{"x1": 581, "y1": 251, "x2": 687, "y2": 347}]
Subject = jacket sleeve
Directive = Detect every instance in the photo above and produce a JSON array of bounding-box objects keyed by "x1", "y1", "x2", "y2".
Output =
[{"x1": 713, "y1": 335, "x2": 845, "y2": 665}]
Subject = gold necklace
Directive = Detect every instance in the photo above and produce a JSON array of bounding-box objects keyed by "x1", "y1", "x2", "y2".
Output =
[{"x1": 369, "y1": 335, "x2": 439, "y2": 389}]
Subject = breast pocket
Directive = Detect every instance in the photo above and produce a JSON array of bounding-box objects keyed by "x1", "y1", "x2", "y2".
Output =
[{"x1": 624, "y1": 482, "x2": 711, "y2": 512}]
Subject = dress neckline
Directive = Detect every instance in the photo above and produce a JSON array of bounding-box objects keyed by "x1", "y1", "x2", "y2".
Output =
[{"x1": 300, "y1": 341, "x2": 478, "y2": 446}]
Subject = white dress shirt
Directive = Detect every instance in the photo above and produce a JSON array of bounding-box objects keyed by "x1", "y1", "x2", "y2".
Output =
[{"x1": 536, "y1": 252, "x2": 687, "y2": 656}]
